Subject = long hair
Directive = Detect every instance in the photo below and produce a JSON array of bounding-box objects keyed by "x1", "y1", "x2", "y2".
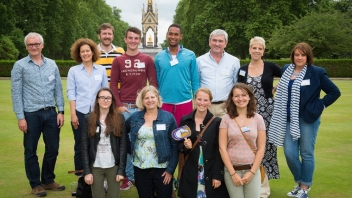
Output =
[
  {"x1": 88, "y1": 87, "x2": 123, "y2": 138},
  {"x1": 223, "y1": 83, "x2": 256, "y2": 119}
]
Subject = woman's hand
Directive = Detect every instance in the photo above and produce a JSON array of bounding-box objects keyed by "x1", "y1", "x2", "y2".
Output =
[
  {"x1": 184, "y1": 138, "x2": 192, "y2": 149},
  {"x1": 116, "y1": 175, "x2": 124, "y2": 182},
  {"x1": 212, "y1": 179, "x2": 221, "y2": 189},
  {"x1": 71, "y1": 114, "x2": 79, "y2": 129},
  {"x1": 241, "y1": 171, "x2": 254, "y2": 185},
  {"x1": 161, "y1": 171, "x2": 172, "y2": 185},
  {"x1": 231, "y1": 173, "x2": 243, "y2": 186},
  {"x1": 84, "y1": 174, "x2": 93, "y2": 185}
]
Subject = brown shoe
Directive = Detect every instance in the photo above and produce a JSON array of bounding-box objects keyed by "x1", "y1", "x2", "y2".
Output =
[
  {"x1": 42, "y1": 182, "x2": 65, "y2": 191},
  {"x1": 32, "y1": 186, "x2": 47, "y2": 197}
]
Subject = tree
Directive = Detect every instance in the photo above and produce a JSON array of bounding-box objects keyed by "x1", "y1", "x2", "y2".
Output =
[
  {"x1": 0, "y1": 35, "x2": 19, "y2": 60},
  {"x1": 268, "y1": 9, "x2": 352, "y2": 58}
]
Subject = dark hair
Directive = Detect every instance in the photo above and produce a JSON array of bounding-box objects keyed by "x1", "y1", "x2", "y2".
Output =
[
  {"x1": 98, "y1": 23, "x2": 115, "y2": 34},
  {"x1": 290, "y1": 42, "x2": 313, "y2": 66},
  {"x1": 70, "y1": 38, "x2": 100, "y2": 63},
  {"x1": 168, "y1": 23, "x2": 182, "y2": 34},
  {"x1": 125, "y1": 27, "x2": 142, "y2": 39},
  {"x1": 88, "y1": 88, "x2": 123, "y2": 138},
  {"x1": 223, "y1": 83, "x2": 256, "y2": 119}
]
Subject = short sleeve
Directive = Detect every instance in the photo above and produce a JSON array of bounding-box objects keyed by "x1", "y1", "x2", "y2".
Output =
[
  {"x1": 220, "y1": 114, "x2": 230, "y2": 129},
  {"x1": 255, "y1": 113, "x2": 266, "y2": 131}
]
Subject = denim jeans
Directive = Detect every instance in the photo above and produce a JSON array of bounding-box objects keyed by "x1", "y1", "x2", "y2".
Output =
[
  {"x1": 284, "y1": 117, "x2": 321, "y2": 186},
  {"x1": 122, "y1": 106, "x2": 139, "y2": 181},
  {"x1": 24, "y1": 108, "x2": 60, "y2": 188},
  {"x1": 71, "y1": 110, "x2": 86, "y2": 175}
]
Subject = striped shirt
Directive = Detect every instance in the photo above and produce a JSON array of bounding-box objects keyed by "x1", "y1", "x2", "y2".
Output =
[
  {"x1": 11, "y1": 55, "x2": 64, "y2": 120},
  {"x1": 96, "y1": 44, "x2": 124, "y2": 82}
]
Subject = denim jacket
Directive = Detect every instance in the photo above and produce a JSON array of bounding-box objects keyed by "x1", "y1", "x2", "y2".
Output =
[{"x1": 125, "y1": 108, "x2": 178, "y2": 174}]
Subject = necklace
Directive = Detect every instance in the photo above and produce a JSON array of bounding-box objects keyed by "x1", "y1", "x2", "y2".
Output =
[{"x1": 292, "y1": 71, "x2": 300, "y2": 77}]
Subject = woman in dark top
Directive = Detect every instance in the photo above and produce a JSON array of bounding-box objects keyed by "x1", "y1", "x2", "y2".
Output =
[
  {"x1": 178, "y1": 87, "x2": 229, "y2": 198},
  {"x1": 237, "y1": 36, "x2": 281, "y2": 198},
  {"x1": 268, "y1": 42, "x2": 340, "y2": 198}
]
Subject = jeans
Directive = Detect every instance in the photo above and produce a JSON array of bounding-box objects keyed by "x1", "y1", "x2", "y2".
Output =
[
  {"x1": 24, "y1": 108, "x2": 60, "y2": 188},
  {"x1": 71, "y1": 110, "x2": 86, "y2": 175},
  {"x1": 122, "y1": 106, "x2": 139, "y2": 181},
  {"x1": 284, "y1": 117, "x2": 321, "y2": 186},
  {"x1": 134, "y1": 166, "x2": 173, "y2": 198}
]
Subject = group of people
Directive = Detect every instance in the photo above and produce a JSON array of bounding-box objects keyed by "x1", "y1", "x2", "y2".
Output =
[{"x1": 11, "y1": 22, "x2": 340, "y2": 198}]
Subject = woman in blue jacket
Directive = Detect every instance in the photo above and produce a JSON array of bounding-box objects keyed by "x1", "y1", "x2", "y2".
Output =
[
  {"x1": 268, "y1": 43, "x2": 340, "y2": 198},
  {"x1": 125, "y1": 85, "x2": 178, "y2": 198}
]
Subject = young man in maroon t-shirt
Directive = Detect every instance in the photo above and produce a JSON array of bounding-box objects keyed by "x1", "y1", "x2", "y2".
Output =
[{"x1": 110, "y1": 26, "x2": 158, "y2": 190}]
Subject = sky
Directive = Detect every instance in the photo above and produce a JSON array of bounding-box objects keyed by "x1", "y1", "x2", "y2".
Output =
[{"x1": 105, "y1": 0, "x2": 179, "y2": 44}]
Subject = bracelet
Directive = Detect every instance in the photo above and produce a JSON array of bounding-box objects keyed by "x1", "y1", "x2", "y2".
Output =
[
  {"x1": 249, "y1": 170, "x2": 255, "y2": 175},
  {"x1": 230, "y1": 172, "x2": 236, "y2": 176}
]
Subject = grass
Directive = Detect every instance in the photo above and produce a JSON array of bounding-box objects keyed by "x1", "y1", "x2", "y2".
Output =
[{"x1": 0, "y1": 80, "x2": 351, "y2": 198}]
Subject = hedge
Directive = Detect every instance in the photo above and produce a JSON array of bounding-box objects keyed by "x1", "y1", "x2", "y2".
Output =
[{"x1": 1, "y1": 59, "x2": 352, "y2": 77}]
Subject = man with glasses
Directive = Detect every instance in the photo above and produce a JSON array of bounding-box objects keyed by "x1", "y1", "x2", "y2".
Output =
[
  {"x1": 110, "y1": 27, "x2": 158, "y2": 190},
  {"x1": 11, "y1": 32, "x2": 65, "y2": 197}
]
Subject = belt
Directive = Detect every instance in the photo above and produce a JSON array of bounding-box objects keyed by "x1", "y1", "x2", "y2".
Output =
[
  {"x1": 38, "y1": 106, "x2": 55, "y2": 111},
  {"x1": 233, "y1": 164, "x2": 252, "y2": 170},
  {"x1": 122, "y1": 103, "x2": 138, "y2": 109},
  {"x1": 212, "y1": 101, "x2": 225, "y2": 104}
]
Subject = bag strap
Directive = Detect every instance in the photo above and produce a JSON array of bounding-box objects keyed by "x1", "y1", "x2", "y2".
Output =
[
  {"x1": 68, "y1": 170, "x2": 83, "y2": 174},
  {"x1": 233, "y1": 118, "x2": 256, "y2": 155},
  {"x1": 185, "y1": 116, "x2": 216, "y2": 161}
]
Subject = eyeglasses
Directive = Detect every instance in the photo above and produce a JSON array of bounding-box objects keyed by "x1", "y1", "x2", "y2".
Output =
[
  {"x1": 98, "y1": 96, "x2": 112, "y2": 101},
  {"x1": 26, "y1": 43, "x2": 42, "y2": 48}
]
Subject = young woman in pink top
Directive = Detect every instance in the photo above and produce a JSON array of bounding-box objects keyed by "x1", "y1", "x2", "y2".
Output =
[{"x1": 219, "y1": 83, "x2": 266, "y2": 198}]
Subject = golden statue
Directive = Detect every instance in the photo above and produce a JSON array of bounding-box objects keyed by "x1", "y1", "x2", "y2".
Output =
[
  {"x1": 148, "y1": 0, "x2": 152, "y2": 5},
  {"x1": 148, "y1": 35, "x2": 152, "y2": 42}
]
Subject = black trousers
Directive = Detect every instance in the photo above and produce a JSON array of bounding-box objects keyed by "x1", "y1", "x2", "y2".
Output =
[{"x1": 134, "y1": 166, "x2": 173, "y2": 198}]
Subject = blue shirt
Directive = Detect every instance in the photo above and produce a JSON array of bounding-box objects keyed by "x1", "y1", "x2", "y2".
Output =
[
  {"x1": 11, "y1": 55, "x2": 64, "y2": 120},
  {"x1": 197, "y1": 51, "x2": 240, "y2": 102},
  {"x1": 67, "y1": 63, "x2": 108, "y2": 114},
  {"x1": 154, "y1": 45, "x2": 200, "y2": 103}
]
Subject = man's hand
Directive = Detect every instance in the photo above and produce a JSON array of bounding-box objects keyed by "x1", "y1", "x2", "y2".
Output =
[
  {"x1": 57, "y1": 113, "x2": 64, "y2": 128},
  {"x1": 71, "y1": 114, "x2": 79, "y2": 129},
  {"x1": 118, "y1": 106, "x2": 130, "y2": 113},
  {"x1": 18, "y1": 119, "x2": 27, "y2": 133}
]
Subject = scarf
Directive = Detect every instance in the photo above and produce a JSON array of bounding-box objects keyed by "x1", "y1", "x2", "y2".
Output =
[{"x1": 268, "y1": 64, "x2": 307, "y2": 146}]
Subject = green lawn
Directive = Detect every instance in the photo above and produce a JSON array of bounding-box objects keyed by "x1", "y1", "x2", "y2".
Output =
[{"x1": 0, "y1": 80, "x2": 351, "y2": 198}]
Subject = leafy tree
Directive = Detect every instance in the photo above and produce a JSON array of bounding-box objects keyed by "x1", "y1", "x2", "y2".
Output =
[
  {"x1": 0, "y1": 35, "x2": 19, "y2": 60},
  {"x1": 268, "y1": 9, "x2": 352, "y2": 58}
]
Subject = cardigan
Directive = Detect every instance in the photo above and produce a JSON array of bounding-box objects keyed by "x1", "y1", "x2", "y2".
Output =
[{"x1": 237, "y1": 61, "x2": 282, "y2": 98}]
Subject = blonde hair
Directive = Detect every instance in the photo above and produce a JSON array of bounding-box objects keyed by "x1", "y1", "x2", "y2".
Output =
[
  {"x1": 136, "y1": 85, "x2": 163, "y2": 110},
  {"x1": 249, "y1": 36, "x2": 265, "y2": 49},
  {"x1": 195, "y1": 87, "x2": 213, "y2": 101}
]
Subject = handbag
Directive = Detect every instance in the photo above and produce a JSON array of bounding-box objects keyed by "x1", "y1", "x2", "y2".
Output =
[
  {"x1": 233, "y1": 119, "x2": 266, "y2": 183},
  {"x1": 184, "y1": 116, "x2": 216, "y2": 162},
  {"x1": 68, "y1": 170, "x2": 93, "y2": 198}
]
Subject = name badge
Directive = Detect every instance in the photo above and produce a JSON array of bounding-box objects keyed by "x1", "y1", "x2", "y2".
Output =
[
  {"x1": 96, "y1": 126, "x2": 99, "y2": 133},
  {"x1": 239, "y1": 70, "x2": 246, "y2": 76},
  {"x1": 94, "y1": 75, "x2": 102, "y2": 81},
  {"x1": 137, "y1": 62, "x2": 145, "y2": 68},
  {"x1": 48, "y1": 75, "x2": 55, "y2": 82},
  {"x1": 221, "y1": 69, "x2": 230, "y2": 76},
  {"x1": 241, "y1": 126, "x2": 250, "y2": 132},
  {"x1": 156, "y1": 124, "x2": 166, "y2": 131},
  {"x1": 170, "y1": 58, "x2": 179, "y2": 66},
  {"x1": 301, "y1": 79, "x2": 310, "y2": 86}
]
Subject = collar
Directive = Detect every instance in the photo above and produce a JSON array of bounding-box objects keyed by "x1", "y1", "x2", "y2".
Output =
[
  {"x1": 183, "y1": 109, "x2": 214, "y2": 125},
  {"x1": 98, "y1": 43, "x2": 117, "y2": 53},
  {"x1": 79, "y1": 63, "x2": 97, "y2": 70}
]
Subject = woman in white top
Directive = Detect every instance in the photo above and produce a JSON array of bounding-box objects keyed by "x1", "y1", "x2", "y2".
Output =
[
  {"x1": 219, "y1": 83, "x2": 266, "y2": 198},
  {"x1": 81, "y1": 87, "x2": 127, "y2": 198},
  {"x1": 67, "y1": 38, "x2": 108, "y2": 174}
]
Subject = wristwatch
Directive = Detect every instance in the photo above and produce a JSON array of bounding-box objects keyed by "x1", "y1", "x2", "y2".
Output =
[{"x1": 58, "y1": 111, "x2": 64, "y2": 114}]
